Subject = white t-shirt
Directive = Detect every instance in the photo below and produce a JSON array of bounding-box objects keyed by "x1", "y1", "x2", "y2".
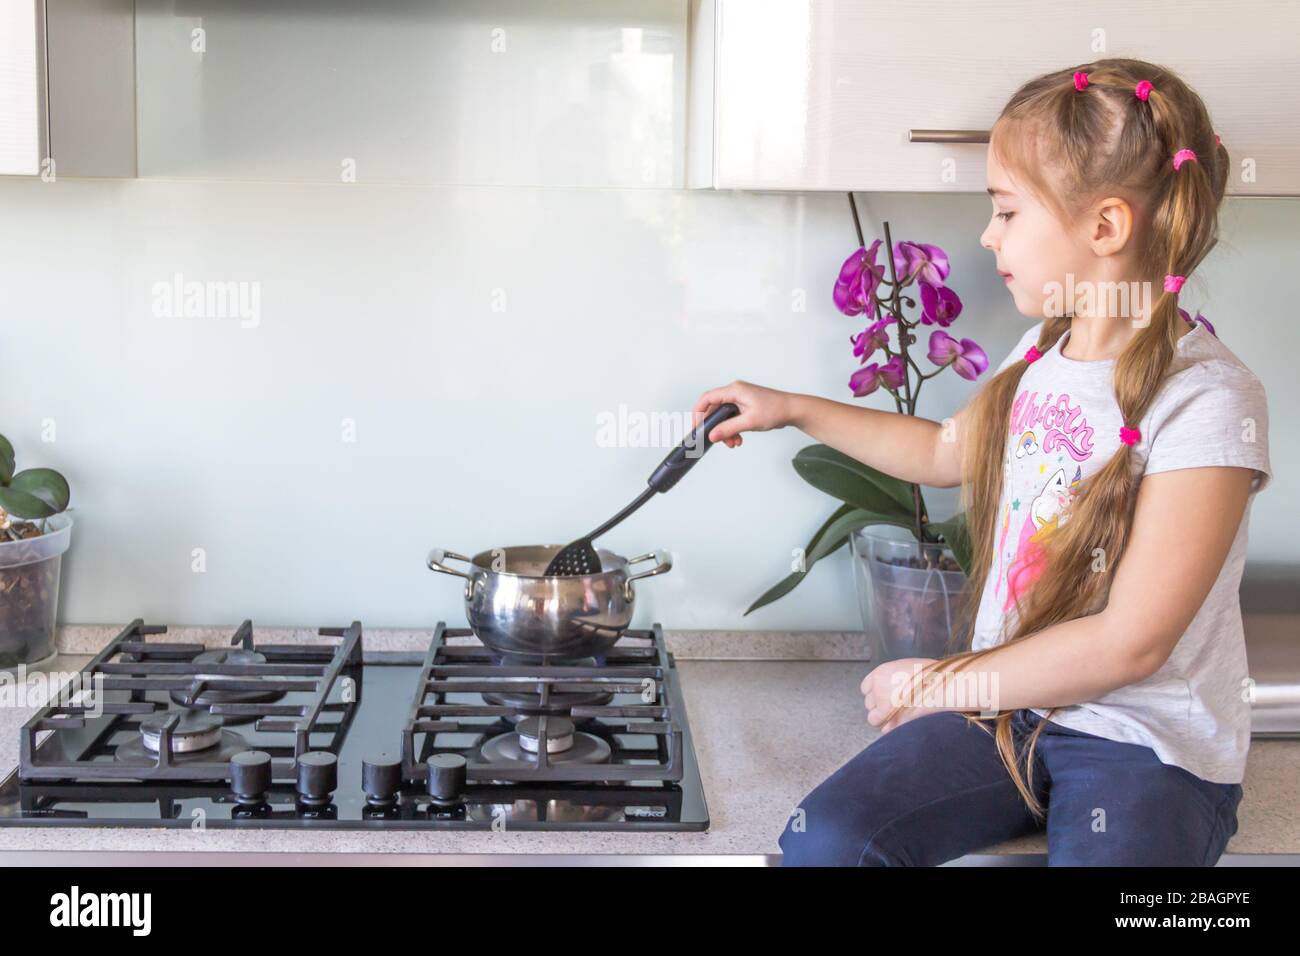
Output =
[{"x1": 971, "y1": 319, "x2": 1272, "y2": 784}]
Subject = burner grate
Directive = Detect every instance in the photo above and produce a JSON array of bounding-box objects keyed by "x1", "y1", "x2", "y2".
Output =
[
  {"x1": 401, "y1": 624, "x2": 685, "y2": 784},
  {"x1": 18, "y1": 619, "x2": 363, "y2": 783}
]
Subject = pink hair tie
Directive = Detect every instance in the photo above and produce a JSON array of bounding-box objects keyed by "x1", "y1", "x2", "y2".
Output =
[
  {"x1": 1172, "y1": 148, "x2": 1197, "y2": 170},
  {"x1": 1072, "y1": 71, "x2": 1089, "y2": 91},
  {"x1": 1024, "y1": 345, "x2": 1043, "y2": 364},
  {"x1": 1119, "y1": 426, "x2": 1141, "y2": 446},
  {"x1": 1134, "y1": 80, "x2": 1153, "y2": 101},
  {"x1": 1163, "y1": 274, "x2": 1187, "y2": 293},
  {"x1": 1214, "y1": 133, "x2": 1221, "y2": 146}
]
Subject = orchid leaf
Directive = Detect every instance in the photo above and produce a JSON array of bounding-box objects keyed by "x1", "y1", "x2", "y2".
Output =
[
  {"x1": 744, "y1": 506, "x2": 911, "y2": 616},
  {"x1": 792, "y1": 444, "x2": 916, "y2": 518},
  {"x1": 8, "y1": 468, "x2": 71, "y2": 515},
  {"x1": 0, "y1": 485, "x2": 57, "y2": 519}
]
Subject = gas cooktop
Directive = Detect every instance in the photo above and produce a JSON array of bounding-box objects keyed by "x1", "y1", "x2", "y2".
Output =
[{"x1": 0, "y1": 620, "x2": 709, "y2": 831}]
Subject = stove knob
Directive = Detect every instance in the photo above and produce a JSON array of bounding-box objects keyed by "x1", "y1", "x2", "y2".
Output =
[
  {"x1": 362, "y1": 756, "x2": 402, "y2": 807},
  {"x1": 296, "y1": 751, "x2": 338, "y2": 806},
  {"x1": 230, "y1": 750, "x2": 272, "y2": 805},
  {"x1": 427, "y1": 754, "x2": 467, "y2": 806}
]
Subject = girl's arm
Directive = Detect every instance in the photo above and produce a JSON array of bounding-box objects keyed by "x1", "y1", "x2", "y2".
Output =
[
  {"x1": 788, "y1": 393, "x2": 964, "y2": 488},
  {"x1": 692, "y1": 381, "x2": 963, "y2": 488},
  {"x1": 877, "y1": 465, "x2": 1256, "y2": 719}
]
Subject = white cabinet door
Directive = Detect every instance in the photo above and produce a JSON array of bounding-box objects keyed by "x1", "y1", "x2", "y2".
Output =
[
  {"x1": 701, "y1": 0, "x2": 1300, "y2": 195},
  {"x1": 0, "y1": 0, "x2": 42, "y2": 176},
  {"x1": 135, "y1": 0, "x2": 687, "y2": 188}
]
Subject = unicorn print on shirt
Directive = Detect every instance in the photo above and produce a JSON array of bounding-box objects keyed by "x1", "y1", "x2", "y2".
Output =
[
  {"x1": 994, "y1": 384, "x2": 1097, "y2": 616},
  {"x1": 1000, "y1": 465, "x2": 1083, "y2": 612}
]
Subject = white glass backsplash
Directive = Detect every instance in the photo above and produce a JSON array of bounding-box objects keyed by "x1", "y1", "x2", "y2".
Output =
[{"x1": 0, "y1": 177, "x2": 1291, "y2": 629}]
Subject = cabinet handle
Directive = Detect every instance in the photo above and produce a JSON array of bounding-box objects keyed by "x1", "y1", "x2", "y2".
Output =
[{"x1": 908, "y1": 129, "x2": 991, "y2": 144}]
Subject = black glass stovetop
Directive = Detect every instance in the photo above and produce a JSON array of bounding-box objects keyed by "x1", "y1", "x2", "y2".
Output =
[{"x1": 0, "y1": 621, "x2": 709, "y2": 831}]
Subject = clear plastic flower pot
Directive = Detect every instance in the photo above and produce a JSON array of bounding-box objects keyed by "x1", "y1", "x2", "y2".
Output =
[
  {"x1": 0, "y1": 512, "x2": 72, "y2": 671},
  {"x1": 849, "y1": 524, "x2": 967, "y2": 663}
]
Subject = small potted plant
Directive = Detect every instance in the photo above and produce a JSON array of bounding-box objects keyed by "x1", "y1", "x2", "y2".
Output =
[
  {"x1": 746, "y1": 206, "x2": 986, "y2": 662},
  {"x1": 0, "y1": 435, "x2": 72, "y2": 671}
]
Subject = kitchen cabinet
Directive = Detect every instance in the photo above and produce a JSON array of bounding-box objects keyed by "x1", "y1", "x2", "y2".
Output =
[
  {"x1": 688, "y1": 0, "x2": 1300, "y2": 195},
  {"x1": 133, "y1": 0, "x2": 687, "y2": 187},
  {"x1": 2, "y1": 0, "x2": 686, "y2": 187},
  {"x1": 6, "y1": 1, "x2": 1295, "y2": 192},
  {"x1": 0, "y1": 0, "x2": 136, "y2": 179}
]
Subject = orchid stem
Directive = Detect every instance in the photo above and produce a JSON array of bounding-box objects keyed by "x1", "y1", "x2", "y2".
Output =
[
  {"x1": 880, "y1": 220, "x2": 927, "y2": 548},
  {"x1": 848, "y1": 192, "x2": 866, "y2": 249}
]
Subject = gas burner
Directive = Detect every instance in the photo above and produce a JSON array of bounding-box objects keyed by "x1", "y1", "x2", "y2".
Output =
[
  {"x1": 479, "y1": 716, "x2": 612, "y2": 765},
  {"x1": 169, "y1": 647, "x2": 289, "y2": 711},
  {"x1": 141, "y1": 712, "x2": 222, "y2": 753},
  {"x1": 113, "y1": 713, "x2": 250, "y2": 766},
  {"x1": 403, "y1": 624, "x2": 688, "y2": 788},
  {"x1": 9, "y1": 619, "x2": 367, "y2": 783}
]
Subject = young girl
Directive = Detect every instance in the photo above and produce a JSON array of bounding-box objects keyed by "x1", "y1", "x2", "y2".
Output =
[{"x1": 692, "y1": 58, "x2": 1272, "y2": 866}]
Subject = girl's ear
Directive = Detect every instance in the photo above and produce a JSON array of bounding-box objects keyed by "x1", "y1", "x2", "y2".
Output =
[{"x1": 1086, "y1": 196, "x2": 1137, "y2": 256}]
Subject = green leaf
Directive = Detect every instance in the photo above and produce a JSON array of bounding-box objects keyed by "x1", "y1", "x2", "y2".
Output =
[
  {"x1": 805, "y1": 502, "x2": 857, "y2": 553},
  {"x1": 9, "y1": 468, "x2": 71, "y2": 514},
  {"x1": 792, "y1": 444, "x2": 916, "y2": 519},
  {"x1": 929, "y1": 512, "x2": 973, "y2": 574},
  {"x1": 744, "y1": 506, "x2": 913, "y2": 616},
  {"x1": 0, "y1": 435, "x2": 13, "y2": 484},
  {"x1": 0, "y1": 485, "x2": 57, "y2": 519}
]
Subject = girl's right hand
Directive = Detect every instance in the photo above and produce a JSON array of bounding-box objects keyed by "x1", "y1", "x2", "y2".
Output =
[{"x1": 692, "y1": 380, "x2": 797, "y2": 449}]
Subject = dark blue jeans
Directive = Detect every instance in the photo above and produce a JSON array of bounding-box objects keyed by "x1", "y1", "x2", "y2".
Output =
[{"x1": 779, "y1": 708, "x2": 1242, "y2": 866}]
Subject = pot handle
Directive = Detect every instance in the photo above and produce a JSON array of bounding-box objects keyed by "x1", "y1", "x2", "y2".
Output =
[
  {"x1": 427, "y1": 548, "x2": 478, "y2": 601},
  {"x1": 624, "y1": 550, "x2": 673, "y2": 601},
  {"x1": 427, "y1": 548, "x2": 473, "y2": 579}
]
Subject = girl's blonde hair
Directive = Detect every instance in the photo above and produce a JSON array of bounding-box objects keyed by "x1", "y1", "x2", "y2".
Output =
[{"x1": 882, "y1": 58, "x2": 1229, "y2": 819}]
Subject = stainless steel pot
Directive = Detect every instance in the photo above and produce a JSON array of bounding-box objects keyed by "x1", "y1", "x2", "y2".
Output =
[{"x1": 426, "y1": 544, "x2": 672, "y2": 660}]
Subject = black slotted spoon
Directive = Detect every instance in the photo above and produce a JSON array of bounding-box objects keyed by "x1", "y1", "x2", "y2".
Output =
[{"x1": 544, "y1": 403, "x2": 740, "y2": 577}]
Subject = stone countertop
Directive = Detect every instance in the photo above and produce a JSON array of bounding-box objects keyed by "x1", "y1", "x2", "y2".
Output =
[{"x1": 1, "y1": 653, "x2": 1297, "y2": 862}]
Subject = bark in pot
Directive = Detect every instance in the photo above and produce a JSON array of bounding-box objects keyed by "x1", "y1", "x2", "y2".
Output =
[
  {"x1": 850, "y1": 524, "x2": 966, "y2": 663},
  {"x1": 0, "y1": 512, "x2": 72, "y2": 671}
]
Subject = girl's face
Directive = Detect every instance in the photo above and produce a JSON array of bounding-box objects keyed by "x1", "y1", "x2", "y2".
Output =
[{"x1": 979, "y1": 146, "x2": 1095, "y2": 321}]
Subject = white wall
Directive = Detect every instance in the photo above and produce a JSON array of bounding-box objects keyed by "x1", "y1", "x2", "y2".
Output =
[{"x1": 0, "y1": 177, "x2": 1294, "y2": 629}]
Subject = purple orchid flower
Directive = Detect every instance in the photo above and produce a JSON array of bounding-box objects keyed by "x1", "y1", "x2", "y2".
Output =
[
  {"x1": 927, "y1": 329, "x2": 989, "y2": 381},
  {"x1": 850, "y1": 315, "x2": 897, "y2": 363},
  {"x1": 849, "y1": 354, "x2": 907, "y2": 398},
  {"x1": 833, "y1": 239, "x2": 884, "y2": 317},
  {"x1": 919, "y1": 281, "x2": 962, "y2": 326},
  {"x1": 893, "y1": 241, "x2": 950, "y2": 287},
  {"x1": 1178, "y1": 307, "x2": 1217, "y2": 337}
]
